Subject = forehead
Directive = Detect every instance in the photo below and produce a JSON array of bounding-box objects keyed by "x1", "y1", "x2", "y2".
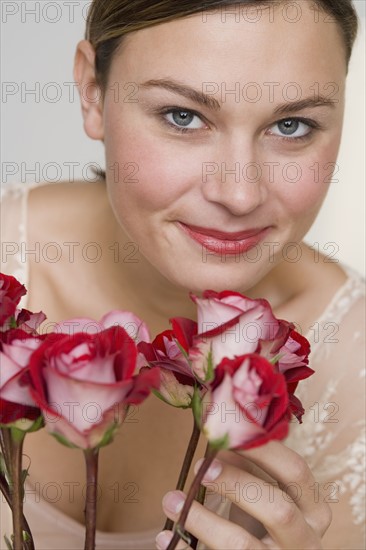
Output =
[{"x1": 109, "y1": 3, "x2": 346, "y2": 95}]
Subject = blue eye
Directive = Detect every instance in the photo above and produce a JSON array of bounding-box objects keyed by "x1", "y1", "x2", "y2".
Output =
[
  {"x1": 164, "y1": 109, "x2": 205, "y2": 130},
  {"x1": 269, "y1": 118, "x2": 313, "y2": 139}
]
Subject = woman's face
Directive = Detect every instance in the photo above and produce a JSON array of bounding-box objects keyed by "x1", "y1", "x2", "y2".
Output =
[{"x1": 95, "y1": 3, "x2": 346, "y2": 292}]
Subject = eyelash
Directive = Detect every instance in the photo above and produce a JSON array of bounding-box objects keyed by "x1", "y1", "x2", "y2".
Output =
[
  {"x1": 268, "y1": 117, "x2": 321, "y2": 142},
  {"x1": 154, "y1": 106, "x2": 321, "y2": 141},
  {"x1": 156, "y1": 106, "x2": 207, "y2": 134}
]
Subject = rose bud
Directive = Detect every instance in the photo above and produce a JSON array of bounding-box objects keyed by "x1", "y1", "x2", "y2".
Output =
[
  {"x1": 0, "y1": 273, "x2": 26, "y2": 327},
  {"x1": 258, "y1": 319, "x2": 313, "y2": 422},
  {"x1": 0, "y1": 329, "x2": 43, "y2": 430},
  {"x1": 12, "y1": 309, "x2": 47, "y2": 335},
  {"x1": 138, "y1": 317, "x2": 200, "y2": 408}
]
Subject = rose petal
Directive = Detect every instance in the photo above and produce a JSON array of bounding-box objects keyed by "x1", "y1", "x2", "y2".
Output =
[
  {"x1": 101, "y1": 310, "x2": 150, "y2": 343},
  {"x1": 44, "y1": 368, "x2": 133, "y2": 433}
]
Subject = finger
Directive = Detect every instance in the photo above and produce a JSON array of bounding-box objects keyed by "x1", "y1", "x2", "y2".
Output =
[
  {"x1": 162, "y1": 490, "x2": 267, "y2": 550},
  {"x1": 239, "y1": 441, "x2": 332, "y2": 536},
  {"x1": 156, "y1": 530, "x2": 192, "y2": 550},
  {"x1": 195, "y1": 458, "x2": 321, "y2": 549}
]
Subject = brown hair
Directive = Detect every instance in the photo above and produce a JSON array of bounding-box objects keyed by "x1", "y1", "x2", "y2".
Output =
[{"x1": 84, "y1": 0, "x2": 359, "y2": 180}]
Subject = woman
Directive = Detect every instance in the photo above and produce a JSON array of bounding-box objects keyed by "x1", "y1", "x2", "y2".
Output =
[{"x1": 1, "y1": 0, "x2": 365, "y2": 548}]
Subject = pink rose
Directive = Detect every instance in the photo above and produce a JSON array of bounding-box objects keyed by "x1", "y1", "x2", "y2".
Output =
[
  {"x1": 277, "y1": 328, "x2": 313, "y2": 382},
  {"x1": 195, "y1": 354, "x2": 290, "y2": 451},
  {"x1": 29, "y1": 326, "x2": 159, "y2": 449},
  {"x1": 138, "y1": 318, "x2": 200, "y2": 408},
  {"x1": 13, "y1": 308, "x2": 47, "y2": 335},
  {"x1": 259, "y1": 319, "x2": 312, "y2": 379},
  {"x1": 0, "y1": 273, "x2": 26, "y2": 326},
  {"x1": 189, "y1": 290, "x2": 279, "y2": 381},
  {"x1": 55, "y1": 310, "x2": 150, "y2": 343},
  {"x1": 0, "y1": 329, "x2": 43, "y2": 428},
  {"x1": 258, "y1": 319, "x2": 313, "y2": 422}
]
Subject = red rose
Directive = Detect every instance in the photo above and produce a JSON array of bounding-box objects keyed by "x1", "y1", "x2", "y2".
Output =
[
  {"x1": 0, "y1": 273, "x2": 26, "y2": 326},
  {"x1": 29, "y1": 326, "x2": 159, "y2": 449},
  {"x1": 0, "y1": 329, "x2": 43, "y2": 428},
  {"x1": 189, "y1": 290, "x2": 279, "y2": 381},
  {"x1": 258, "y1": 319, "x2": 313, "y2": 422},
  {"x1": 195, "y1": 354, "x2": 290, "y2": 451},
  {"x1": 55, "y1": 310, "x2": 150, "y2": 343},
  {"x1": 259, "y1": 319, "x2": 312, "y2": 379},
  {"x1": 12, "y1": 309, "x2": 47, "y2": 335},
  {"x1": 138, "y1": 317, "x2": 199, "y2": 407}
]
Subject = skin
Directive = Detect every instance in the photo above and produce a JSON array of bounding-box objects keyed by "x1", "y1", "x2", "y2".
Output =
[
  {"x1": 84, "y1": 3, "x2": 346, "y2": 298},
  {"x1": 21, "y1": 2, "x2": 353, "y2": 548}
]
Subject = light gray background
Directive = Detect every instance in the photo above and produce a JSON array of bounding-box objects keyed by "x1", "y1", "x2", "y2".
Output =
[{"x1": 1, "y1": 1, "x2": 365, "y2": 275}]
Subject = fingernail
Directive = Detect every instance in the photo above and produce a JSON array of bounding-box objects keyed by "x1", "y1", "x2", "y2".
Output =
[
  {"x1": 162, "y1": 490, "x2": 185, "y2": 514},
  {"x1": 156, "y1": 530, "x2": 173, "y2": 550},
  {"x1": 194, "y1": 458, "x2": 223, "y2": 481}
]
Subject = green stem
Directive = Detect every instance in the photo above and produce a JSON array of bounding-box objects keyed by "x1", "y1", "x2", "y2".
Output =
[
  {"x1": 190, "y1": 442, "x2": 210, "y2": 550},
  {"x1": 1, "y1": 465, "x2": 35, "y2": 550},
  {"x1": 163, "y1": 419, "x2": 201, "y2": 532},
  {"x1": 83, "y1": 449, "x2": 99, "y2": 550},
  {"x1": 0, "y1": 471, "x2": 11, "y2": 507},
  {"x1": 0, "y1": 428, "x2": 13, "y2": 480},
  {"x1": 10, "y1": 433, "x2": 25, "y2": 550},
  {"x1": 166, "y1": 446, "x2": 218, "y2": 550}
]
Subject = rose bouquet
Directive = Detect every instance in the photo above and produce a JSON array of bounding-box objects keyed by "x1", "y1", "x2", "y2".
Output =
[
  {"x1": 0, "y1": 273, "x2": 313, "y2": 550},
  {"x1": 138, "y1": 291, "x2": 313, "y2": 550},
  {"x1": 0, "y1": 273, "x2": 159, "y2": 549}
]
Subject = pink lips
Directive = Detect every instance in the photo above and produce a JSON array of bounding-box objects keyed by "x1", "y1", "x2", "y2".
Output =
[{"x1": 178, "y1": 222, "x2": 270, "y2": 255}]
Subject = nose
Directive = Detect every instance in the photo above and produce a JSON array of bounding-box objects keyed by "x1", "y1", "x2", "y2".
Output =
[{"x1": 201, "y1": 135, "x2": 267, "y2": 216}]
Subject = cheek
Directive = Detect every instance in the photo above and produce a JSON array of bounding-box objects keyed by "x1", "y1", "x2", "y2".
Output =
[
  {"x1": 104, "y1": 112, "x2": 200, "y2": 214},
  {"x1": 276, "y1": 142, "x2": 339, "y2": 219}
]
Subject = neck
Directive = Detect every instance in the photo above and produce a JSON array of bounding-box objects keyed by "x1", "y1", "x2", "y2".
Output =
[
  {"x1": 108, "y1": 231, "x2": 310, "y2": 326},
  {"x1": 101, "y1": 188, "x2": 311, "y2": 323},
  {"x1": 109, "y1": 235, "x2": 198, "y2": 325}
]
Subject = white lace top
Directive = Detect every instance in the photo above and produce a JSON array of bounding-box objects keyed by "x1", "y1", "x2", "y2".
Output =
[{"x1": 1, "y1": 183, "x2": 365, "y2": 549}]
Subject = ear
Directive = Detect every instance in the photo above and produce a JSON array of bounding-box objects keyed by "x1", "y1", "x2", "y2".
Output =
[{"x1": 73, "y1": 40, "x2": 104, "y2": 141}]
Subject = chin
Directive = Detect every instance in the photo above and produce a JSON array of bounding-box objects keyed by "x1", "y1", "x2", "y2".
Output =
[{"x1": 163, "y1": 262, "x2": 270, "y2": 295}]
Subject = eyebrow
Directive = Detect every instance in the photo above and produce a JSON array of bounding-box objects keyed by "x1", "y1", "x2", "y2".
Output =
[
  {"x1": 139, "y1": 78, "x2": 336, "y2": 115},
  {"x1": 274, "y1": 97, "x2": 336, "y2": 116},
  {"x1": 139, "y1": 78, "x2": 221, "y2": 111}
]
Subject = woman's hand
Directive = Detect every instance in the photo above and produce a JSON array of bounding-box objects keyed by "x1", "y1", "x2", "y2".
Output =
[{"x1": 156, "y1": 440, "x2": 332, "y2": 549}]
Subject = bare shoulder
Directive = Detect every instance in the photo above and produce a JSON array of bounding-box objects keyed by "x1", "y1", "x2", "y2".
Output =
[
  {"x1": 28, "y1": 180, "x2": 109, "y2": 243},
  {"x1": 275, "y1": 244, "x2": 355, "y2": 335},
  {"x1": 305, "y1": 243, "x2": 352, "y2": 290},
  {"x1": 24, "y1": 180, "x2": 116, "y2": 317}
]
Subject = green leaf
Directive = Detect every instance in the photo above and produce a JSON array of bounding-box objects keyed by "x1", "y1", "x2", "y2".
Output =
[
  {"x1": 96, "y1": 421, "x2": 120, "y2": 449},
  {"x1": 10, "y1": 427, "x2": 26, "y2": 444},
  {"x1": 151, "y1": 389, "x2": 191, "y2": 409},
  {"x1": 0, "y1": 453, "x2": 7, "y2": 476},
  {"x1": 9, "y1": 316, "x2": 17, "y2": 329},
  {"x1": 1, "y1": 415, "x2": 44, "y2": 434},
  {"x1": 21, "y1": 468, "x2": 29, "y2": 485},
  {"x1": 269, "y1": 352, "x2": 285, "y2": 365},
  {"x1": 51, "y1": 432, "x2": 79, "y2": 449},
  {"x1": 205, "y1": 346, "x2": 215, "y2": 382},
  {"x1": 206, "y1": 432, "x2": 230, "y2": 451},
  {"x1": 3, "y1": 534, "x2": 13, "y2": 550},
  {"x1": 175, "y1": 340, "x2": 190, "y2": 361},
  {"x1": 191, "y1": 386, "x2": 203, "y2": 428},
  {"x1": 0, "y1": 453, "x2": 11, "y2": 485},
  {"x1": 26, "y1": 415, "x2": 44, "y2": 433}
]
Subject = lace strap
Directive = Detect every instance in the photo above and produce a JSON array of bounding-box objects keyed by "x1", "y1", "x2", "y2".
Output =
[
  {"x1": 304, "y1": 265, "x2": 365, "y2": 357},
  {"x1": 0, "y1": 183, "x2": 30, "y2": 307}
]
